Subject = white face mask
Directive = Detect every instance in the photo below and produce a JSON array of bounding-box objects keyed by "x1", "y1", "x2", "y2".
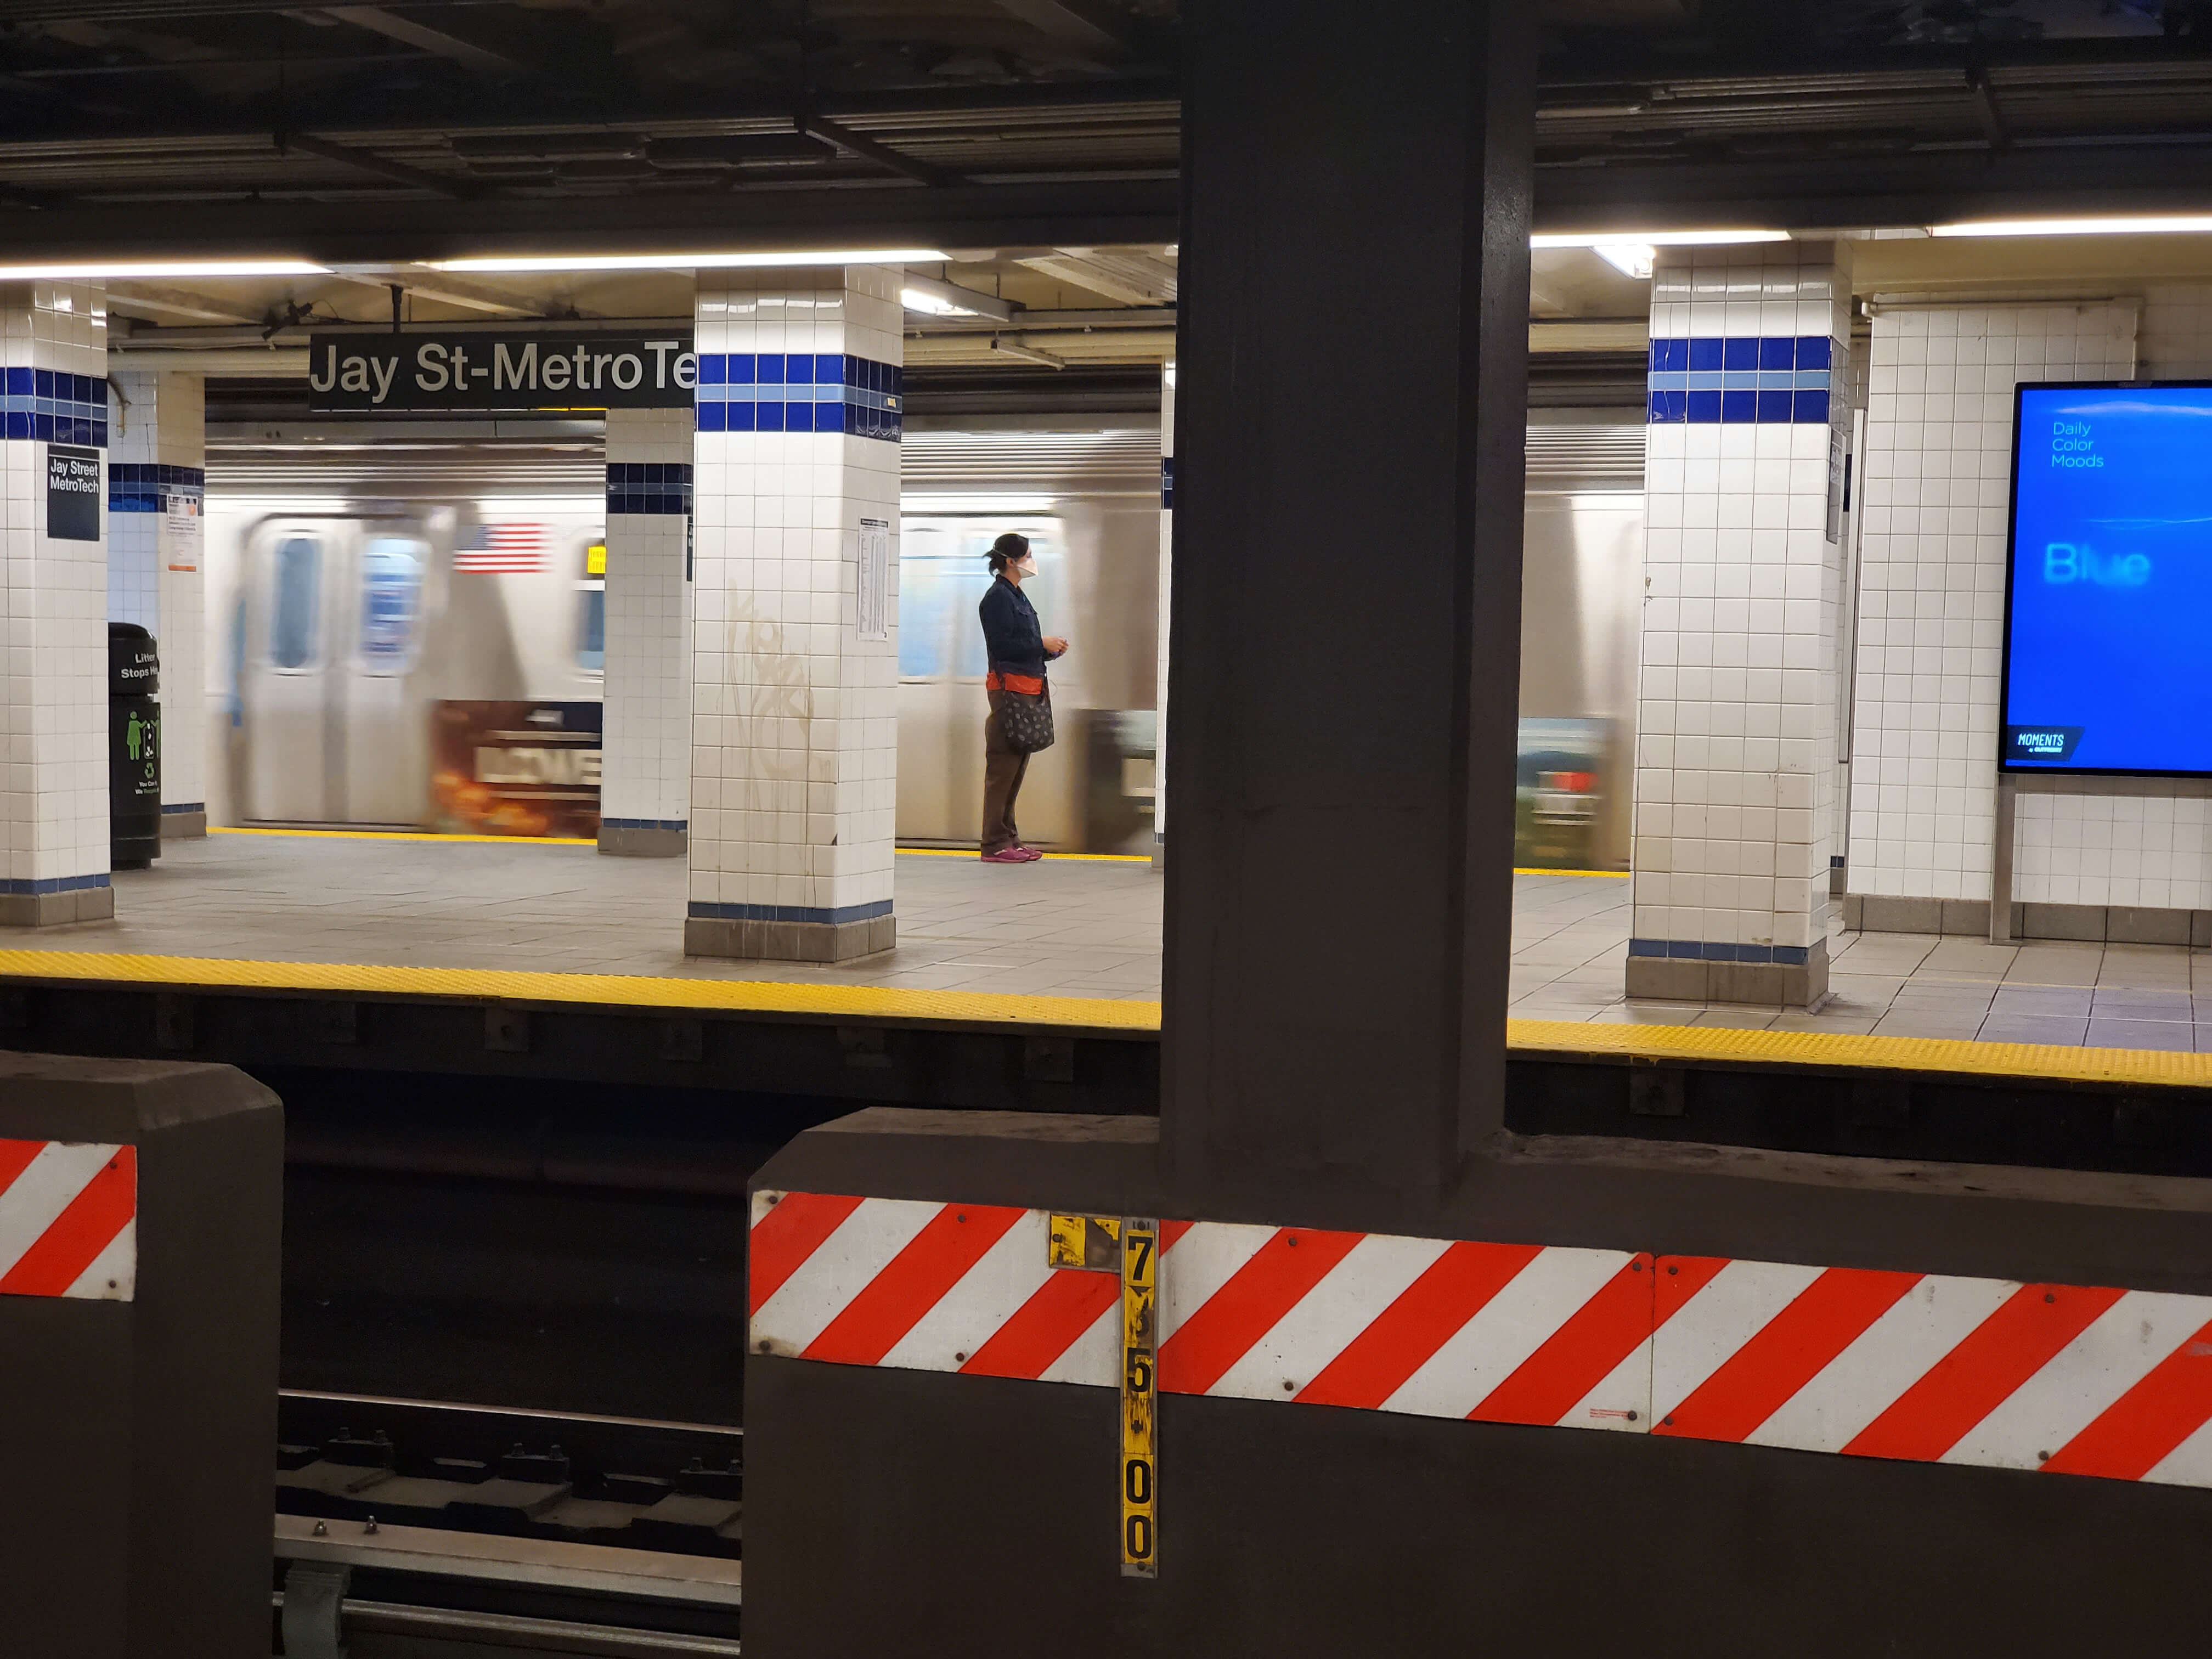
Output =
[{"x1": 1015, "y1": 557, "x2": 1036, "y2": 577}]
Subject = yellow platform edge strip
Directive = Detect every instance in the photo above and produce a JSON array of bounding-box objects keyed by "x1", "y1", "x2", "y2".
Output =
[
  {"x1": 0, "y1": 949, "x2": 2208, "y2": 1086},
  {"x1": 210, "y1": 826, "x2": 1153, "y2": 863}
]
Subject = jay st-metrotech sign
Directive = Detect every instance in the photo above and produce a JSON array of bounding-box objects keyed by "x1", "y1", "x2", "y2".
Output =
[{"x1": 307, "y1": 331, "x2": 696, "y2": 413}]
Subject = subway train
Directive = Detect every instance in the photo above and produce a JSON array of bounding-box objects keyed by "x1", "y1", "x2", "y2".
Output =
[{"x1": 202, "y1": 413, "x2": 1643, "y2": 862}]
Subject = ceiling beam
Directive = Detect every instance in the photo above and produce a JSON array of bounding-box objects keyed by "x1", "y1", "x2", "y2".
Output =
[
  {"x1": 991, "y1": 0, "x2": 1127, "y2": 57},
  {"x1": 275, "y1": 131, "x2": 479, "y2": 199},
  {"x1": 309, "y1": 5, "x2": 523, "y2": 77},
  {"x1": 106, "y1": 286, "x2": 260, "y2": 325},
  {"x1": 1015, "y1": 248, "x2": 1176, "y2": 306},
  {"x1": 799, "y1": 115, "x2": 960, "y2": 188},
  {"x1": 323, "y1": 266, "x2": 551, "y2": 317}
]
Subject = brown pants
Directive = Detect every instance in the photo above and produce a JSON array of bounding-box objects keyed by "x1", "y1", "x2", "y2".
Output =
[{"x1": 981, "y1": 689, "x2": 1031, "y2": 855}]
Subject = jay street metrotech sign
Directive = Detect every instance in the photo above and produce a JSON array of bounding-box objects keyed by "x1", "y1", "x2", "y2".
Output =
[{"x1": 308, "y1": 332, "x2": 697, "y2": 413}]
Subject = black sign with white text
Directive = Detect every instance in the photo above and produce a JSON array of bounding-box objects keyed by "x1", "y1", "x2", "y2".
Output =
[
  {"x1": 307, "y1": 333, "x2": 697, "y2": 412},
  {"x1": 46, "y1": 443, "x2": 100, "y2": 541}
]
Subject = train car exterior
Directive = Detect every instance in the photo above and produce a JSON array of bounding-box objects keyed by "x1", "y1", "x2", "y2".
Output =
[{"x1": 203, "y1": 413, "x2": 1641, "y2": 862}]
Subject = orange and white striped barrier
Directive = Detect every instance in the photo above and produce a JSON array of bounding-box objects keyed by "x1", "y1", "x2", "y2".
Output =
[
  {"x1": 0, "y1": 1139, "x2": 137, "y2": 1301},
  {"x1": 750, "y1": 1191, "x2": 2212, "y2": 1488}
]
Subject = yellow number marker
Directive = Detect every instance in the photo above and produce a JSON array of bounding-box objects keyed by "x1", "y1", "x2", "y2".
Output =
[{"x1": 1120, "y1": 1216, "x2": 1158, "y2": 1578}]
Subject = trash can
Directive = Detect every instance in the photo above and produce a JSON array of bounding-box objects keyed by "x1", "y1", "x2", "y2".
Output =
[{"x1": 109, "y1": 623, "x2": 160, "y2": 870}]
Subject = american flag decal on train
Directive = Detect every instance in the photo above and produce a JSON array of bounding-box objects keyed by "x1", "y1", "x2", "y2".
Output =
[
  {"x1": 749, "y1": 1192, "x2": 2212, "y2": 1490},
  {"x1": 456, "y1": 523, "x2": 543, "y2": 572},
  {"x1": 0, "y1": 1139, "x2": 137, "y2": 1301}
]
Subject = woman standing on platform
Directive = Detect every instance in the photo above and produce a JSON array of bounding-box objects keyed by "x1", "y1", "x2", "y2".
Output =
[{"x1": 977, "y1": 532, "x2": 1066, "y2": 862}]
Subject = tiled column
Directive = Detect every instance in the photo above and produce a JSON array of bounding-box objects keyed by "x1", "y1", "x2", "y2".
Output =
[
  {"x1": 685, "y1": 266, "x2": 902, "y2": 962},
  {"x1": 108, "y1": 370, "x2": 206, "y2": 839},
  {"x1": 598, "y1": 405, "x2": 694, "y2": 857},
  {"x1": 1153, "y1": 357, "x2": 1175, "y2": 869},
  {"x1": 0, "y1": 281, "x2": 112, "y2": 924},
  {"x1": 1628, "y1": 241, "x2": 1854, "y2": 1007}
]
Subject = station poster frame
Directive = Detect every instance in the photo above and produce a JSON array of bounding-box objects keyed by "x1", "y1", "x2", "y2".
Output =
[{"x1": 1999, "y1": 376, "x2": 2212, "y2": 781}]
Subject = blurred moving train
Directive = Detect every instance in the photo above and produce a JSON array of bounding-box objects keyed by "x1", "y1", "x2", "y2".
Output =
[{"x1": 203, "y1": 413, "x2": 1644, "y2": 862}]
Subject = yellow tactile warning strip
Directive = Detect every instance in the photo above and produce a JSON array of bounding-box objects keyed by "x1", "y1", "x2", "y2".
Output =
[
  {"x1": 1508, "y1": 1018, "x2": 2212, "y2": 1089},
  {"x1": 0, "y1": 950, "x2": 1159, "y2": 1032},
  {"x1": 1514, "y1": 867, "x2": 1631, "y2": 878},
  {"x1": 0, "y1": 949, "x2": 2204, "y2": 1087}
]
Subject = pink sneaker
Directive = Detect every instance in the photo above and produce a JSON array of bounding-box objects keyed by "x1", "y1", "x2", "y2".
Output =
[
  {"x1": 981, "y1": 847, "x2": 1029, "y2": 863},
  {"x1": 1012, "y1": 844, "x2": 1045, "y2": 861}
]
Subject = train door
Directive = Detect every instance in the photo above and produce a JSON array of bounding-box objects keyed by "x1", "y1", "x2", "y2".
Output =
[
  {"x1": 241, "y1": 519, "x2": 346, "y2": 822},
  {"x1": 241, "y1": 516, "x2": 441, "y2": 825},
  {"x1": 340, "y1": 526, "x2": 436, "y2": 824}
]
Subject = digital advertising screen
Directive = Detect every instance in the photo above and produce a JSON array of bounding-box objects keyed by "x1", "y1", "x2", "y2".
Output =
[{"x1": 2003, "y1": 382, "x2": 2212, "y2": 776}]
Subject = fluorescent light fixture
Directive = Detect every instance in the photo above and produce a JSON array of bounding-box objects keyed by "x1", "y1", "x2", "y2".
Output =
[
  {"x1": 428, "y1": 248, "x2": 947, "y2": 273},
  {"x1": 1531, "y1": 229, "x2": 1790, "y2": 250},
  {"x1": 1931, "y1": 215, "x2": 2212, "y2": 238},
  {"x1": 1591, "y1": 244, "x2": 1655, "y2": 280},
  {"x1": 902, "y1": 286, "x2": 973, "y2": 317},
  {"x1": 0, "y1": 259, "x2": 330, "y2": 279}
]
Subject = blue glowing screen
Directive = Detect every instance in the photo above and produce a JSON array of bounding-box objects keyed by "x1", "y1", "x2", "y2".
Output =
[{"x1": 2004, "y1": 383, "x2": 2212, "y2": 774}]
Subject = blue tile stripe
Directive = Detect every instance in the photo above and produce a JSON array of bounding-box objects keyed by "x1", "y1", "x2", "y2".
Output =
[
  {"x1": 688, "y1": 898, "x2": 894, "y2": 926},
  {"x1": 693, "y1": 352, "x2": 902, "y2": 442},
  {"x1": 160, "y1": 802, "x2": 205, "y2": 815},
  {"x1": 606, "y1": 461, "x2": 692, "y2": 516},
  {"x1": 1646, "y1": 336, "x2": 1832, "y2": 425},
  {"x1": 2, "y1": 368, "x2": 109, "y2": 447},
  {"x1": 0, "y1": 872, "x2": 110, "y2": 895},
  {"x1": 1629, "y1": 938, "x2": 1812, "y2": 966},
  {"x1": 1161, "y1": 455, "x2": 1175, "y2": 510},
  {"x1": 603, "y1": 817, "x2": 687, "y2": 832},
  {"x1": 109, "y1": 462, "x2": 205, "y2": 512}
]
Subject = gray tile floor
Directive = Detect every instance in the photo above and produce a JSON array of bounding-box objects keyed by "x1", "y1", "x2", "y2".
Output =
[
  {"x1": 1509, "y1": 870, "x2": 2212, "y2": 1048},
  {"x1": 4, "y1": 835, "x2": 1164, "y2": 1002},
  {"x1": 5, "y1": 838, "x2": 2208, "y2": 1045}
]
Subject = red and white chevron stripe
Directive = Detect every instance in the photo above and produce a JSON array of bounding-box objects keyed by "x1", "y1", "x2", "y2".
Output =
[
  {"x1": 749, "y1": 1191, "x2": 2212, "y2": 1488},
  {"x1": 0, "y1": 1139, "x2": 137, "y2": 1301}
]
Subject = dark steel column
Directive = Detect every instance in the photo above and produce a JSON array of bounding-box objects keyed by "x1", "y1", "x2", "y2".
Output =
[{"x1": 1163, "y1": 0, "x2": 1534, "y2": 1228}]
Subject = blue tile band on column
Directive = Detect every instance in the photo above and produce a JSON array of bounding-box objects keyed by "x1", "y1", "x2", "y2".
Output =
[
  {"x1": 2, "y1": 370, "x2": 109, "y2": 447},
  {"x1": 688, "y1": 898, "x2": 894, "y2": 926},
  {"x1": 109, "y1": 462, "x2": 205, "y2": 511},
  {"x1": 160, "y1": 802, "x2": 205, "y2": 815},
  {"x1": 1161, "y1": 455, "x2": 1175, "y2": 510},
  {"x1": 1628, "y1": 938, "x2": 1812, "y2": 966},
  {"x1": 603, "y1": 817, "x2": 689, "y2": 832},
  {"x1": 0, "y1": 872, "x2": 111, "y2": 896},
  {"x1": 606, "y1": 462, "x2": 693, "y2": 515},
  {"x1": 1646, "y1": 336, "x2": 1832, "y2": 425},
  {"x1": 692, "y1": 353, "x2": 902, "y2": 441}
]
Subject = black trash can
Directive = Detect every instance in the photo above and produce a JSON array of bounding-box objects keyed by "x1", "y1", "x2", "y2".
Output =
[{"x1": 109, "y1": 623, "x2": 160, "y2": 870}]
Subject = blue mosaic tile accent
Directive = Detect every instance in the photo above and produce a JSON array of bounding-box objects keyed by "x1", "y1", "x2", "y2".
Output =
[
  {"x1": 1161, "y1": 455, "x2": 1175, "y2": 510},
  {"x1": 1628, "y1": 938, "x2": 1812, "y2": 966},
  {"x1": 605, "y1": 461, "x2": 692, "y2": 516},
  {"x1": 691, "y1": 352, "x2": 902, "y2": 442},
  {"x1": 0, "y1": 872, "x2": 110, "y2": 896},
  {"x1": 1646, "y1": 337, "x2": 1832, "y2": 424},
  {"x1": 2, "y1": 369, "x2": 109, "y2": 447},
  {"x1": 687, "y1": 898, "x2": 894, "y2": 926},
  {"x1": 603, "y1": 817, "x2": 687, "y2": 832},
  {"x1": 109, "y1": 462, "x2": 204, "y2": 512}
]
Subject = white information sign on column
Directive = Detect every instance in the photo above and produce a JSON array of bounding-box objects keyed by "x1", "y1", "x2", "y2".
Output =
[
  {"x1": 857, "y1": 517, "x2": 890, "y2": 642},
  {"x1": 163, "y1": 494, "x2": 201, "y2": 573}
]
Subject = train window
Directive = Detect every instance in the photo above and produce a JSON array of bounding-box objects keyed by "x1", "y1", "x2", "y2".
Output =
[
  {"x1": 359, "y1": 537, "x2": 426, "y2": 673},
  {"x1": 269, "y1": 534, "x2": 322, "y2": 670},
  {"x1": 577, "y1": 540, "x2": 606, "y2": 672}
]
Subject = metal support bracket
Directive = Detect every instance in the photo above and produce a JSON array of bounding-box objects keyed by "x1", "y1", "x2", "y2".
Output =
[{"x1": 281, "y1": 1560, "x2": 353, "y2": 1659}]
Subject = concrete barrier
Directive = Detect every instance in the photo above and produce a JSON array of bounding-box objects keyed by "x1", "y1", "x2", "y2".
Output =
[
  {"x1": 742, "y1": 1107, "x2": 2212, "y2": 1657},
  {"x1": 0, "y1": 1053, "x2": 281, "y2": 1659}
]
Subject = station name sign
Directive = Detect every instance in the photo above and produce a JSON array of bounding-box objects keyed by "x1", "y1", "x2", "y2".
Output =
[{"x1": 307, "y1": 332, "x2": 696, "y2": 413}]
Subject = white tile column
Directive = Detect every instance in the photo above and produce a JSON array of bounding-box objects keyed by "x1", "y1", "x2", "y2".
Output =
[
  {"x1": 108, "y1": 369, "x2": 206, "y2": 839},
  {"x1": 1153, "y1": 358, "x2": 1174, "y2": 870},
  {"x1": 598, "y1": 404, "x2": 694, "y2": 857},
  {"x1": 685, "y1": 266, "x2": 902, "y2": 962},
  {"x1": 1627, "y1": 241, "x2": 1854, "y2": 1007},
  {"x1": 0, "y1": 280, "x2": 112, "y2": 924}
]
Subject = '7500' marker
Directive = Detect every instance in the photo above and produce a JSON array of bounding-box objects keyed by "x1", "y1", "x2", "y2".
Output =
[{"x1": 1120, "y1": 1217, "x2": 1159, "y2": 1578}]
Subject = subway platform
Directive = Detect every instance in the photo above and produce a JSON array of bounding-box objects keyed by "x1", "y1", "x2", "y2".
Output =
[{"x1": 0, "y1": 832, "x2": 2205, "y2": 1057}]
